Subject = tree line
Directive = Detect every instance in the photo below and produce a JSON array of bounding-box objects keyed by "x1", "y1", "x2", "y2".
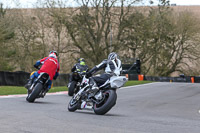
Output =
[{"x1": 0, "y1": 0, "x2": 200, "y2": 76}]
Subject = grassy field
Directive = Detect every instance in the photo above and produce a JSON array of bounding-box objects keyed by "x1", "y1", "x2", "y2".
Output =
[{"x1": 0, "y1": 80, "x2": 153, "y2": 95}]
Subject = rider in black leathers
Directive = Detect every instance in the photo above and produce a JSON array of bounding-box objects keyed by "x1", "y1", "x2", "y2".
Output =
[
  {"x1": 68, "y1": 58, "x2": 89, "y2": 85},
  {"x1": 86, "y1": 52, "x2": 122, "y2": 90}
]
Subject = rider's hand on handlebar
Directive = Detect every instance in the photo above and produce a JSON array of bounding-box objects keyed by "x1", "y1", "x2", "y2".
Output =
[{"x1": 34, "y1": 64, "x2": 39, "y2": 69}]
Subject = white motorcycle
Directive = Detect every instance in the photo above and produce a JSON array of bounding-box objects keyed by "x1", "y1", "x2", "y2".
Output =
[{"x1": 68, "y1": 74, "x2": 128, "y2": 115}]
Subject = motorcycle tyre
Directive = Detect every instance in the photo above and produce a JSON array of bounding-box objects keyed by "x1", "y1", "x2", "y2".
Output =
[
  {"x1": 68, "y1": 81, "x2": 77, "y2": 96},
  {"x1": 26, "y1": 83, "x2": 43, "y2": 103},
  {"x1": 68, "y1": 98, "x2": 80, "y2": 112},
  {"x1": 94, "y1": 90, "x2": 117, "y2": 115}
]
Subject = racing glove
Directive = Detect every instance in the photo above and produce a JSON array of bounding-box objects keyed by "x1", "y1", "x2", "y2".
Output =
[{"x1": 86, "y1": 72, "x2": 92, "y2": 78}]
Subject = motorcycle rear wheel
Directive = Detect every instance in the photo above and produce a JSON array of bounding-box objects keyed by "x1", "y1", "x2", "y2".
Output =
[
  {"x1": 26, "y1": 83, "x2": 43, "y2": 103},
  {"x1": 68, "y1": 81, "x2": 77, "y2": 96},
  {"x1": 94, "y1": 89, "x2": 117, "y2": 115}
]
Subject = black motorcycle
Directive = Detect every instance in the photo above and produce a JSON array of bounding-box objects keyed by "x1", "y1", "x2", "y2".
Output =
[
  {"x1": 68, "y1": 70, "x2": 87, "y2": 96},
  {"x1": 26, "y1": 72, "x2": 50, "y2": 103}
]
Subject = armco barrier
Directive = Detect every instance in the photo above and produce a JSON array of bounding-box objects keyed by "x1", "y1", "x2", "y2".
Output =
[
  {"x1": 0, "y1": 71, "x2": 70, "y2": 86},
  {"x1": 53, "y1": 74, "x2": 69, "y2": 86},
  {"x1": 1, "y1": 71, "x2": 200, "y2": 86},
  {"x1": 127, "y1": 74, "x2": 200, "y2": 83},
  {"x1": 194, "y1": 76, "x2": 200, "y2": 83},
  {"x1": 0, "y1": 71, "x2": 30, "y2": 86},
  {"x1": 127, "y1": 74, "x2": 138, "y2": 80},
  {"x1": 144, "y1": 76, "x2": 193, "y2": 83}
]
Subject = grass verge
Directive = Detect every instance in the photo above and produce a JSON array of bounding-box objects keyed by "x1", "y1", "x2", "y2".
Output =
[
  {"x1": 0, "y1": 86, "x2": 67, "y2": 96},
  {"x1": 124, "y1": 80, "x2": 153, "y2": 87},
  {"x1": 0, "y1": 80, "x2": 152, "y2": 95}
]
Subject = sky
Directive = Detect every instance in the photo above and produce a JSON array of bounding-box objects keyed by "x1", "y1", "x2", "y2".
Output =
[{"x1": 1, "y1": 0, "x2": 200, "y2": 8}]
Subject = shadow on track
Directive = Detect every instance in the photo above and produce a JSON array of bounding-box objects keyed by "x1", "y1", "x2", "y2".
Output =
[
  {"x1": 71, "y1": 110, "x2": 127, "y2": 117},
  {"x1": 24, "y1": 101, "x2": 55, "y2": 104}
]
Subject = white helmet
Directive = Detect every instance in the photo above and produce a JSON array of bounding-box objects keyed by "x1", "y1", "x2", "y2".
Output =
[
  {"x1": 49, "y1": 53, "x2": 57, "y2": 58},
  {"x1": 108, "y1": 52, "x2": 119, "y2": 60}
]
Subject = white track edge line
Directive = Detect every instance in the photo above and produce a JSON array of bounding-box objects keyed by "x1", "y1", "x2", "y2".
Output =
[{"x1": 0, "y1": 91, "x2": 68, "y2": 99}]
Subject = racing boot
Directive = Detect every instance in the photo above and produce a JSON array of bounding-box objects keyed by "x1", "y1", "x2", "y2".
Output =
[
  {"x1": 80, "y1": 101, "x2": 93, "y2": 110},
  {"x1": 41, "y1": 85, "x2": 51, "y2": 98},
  {"x1": 91, "y1": 83, "x2": 99, "y2": 91},
  {"x1": 67, "y1": 73, "x2": 73, "y2": 88},
  {"x1": 89, "y1": 78, "x2": 99, "y2": 91},
  {"x1": 80, "y1": 101, "x2": 86, "y2": 109},
  {"x1": 87, "y1": 78, "x2": 99, "y2": 99},
  {"x1": 24, "y1": 78, "x2": 33, "y2": 90},
  {"x1": 40, "y1": 89, "x2": 48, "y2": 98}
]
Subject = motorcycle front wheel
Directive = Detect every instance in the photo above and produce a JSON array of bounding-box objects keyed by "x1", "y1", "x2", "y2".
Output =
[
  {"x1": 94, "y1": 89, "x2": 117, "y2": 115},
  {"x1": 68, "y1": 97, "x2": 80, "y2": 112}
]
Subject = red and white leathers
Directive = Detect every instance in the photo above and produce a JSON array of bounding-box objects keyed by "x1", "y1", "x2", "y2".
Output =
[{"x1": 38, "y1": 56, "x2": 60, "y2": 80}]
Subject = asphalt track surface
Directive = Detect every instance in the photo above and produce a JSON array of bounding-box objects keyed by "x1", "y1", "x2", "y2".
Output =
[{"x1": 0, "y1": 82, "x2": 200, "y2": 133}]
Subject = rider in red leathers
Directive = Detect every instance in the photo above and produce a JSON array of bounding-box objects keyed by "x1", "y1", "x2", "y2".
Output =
[{"x1": 25, "y1": 51, "x2": 60, "y2": 94}]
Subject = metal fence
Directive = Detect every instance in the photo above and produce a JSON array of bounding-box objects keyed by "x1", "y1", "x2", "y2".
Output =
[
  {"x1": 128, "y1": 74, "x2": 200, "y2": 83},
  {"x1": 0, "y1": 71, "x2": 69, "y2": 86}
]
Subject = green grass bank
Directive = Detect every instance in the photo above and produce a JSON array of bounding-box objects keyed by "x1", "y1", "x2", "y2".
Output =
[{"x1": 0, "y1": 80, "x2": 152, "y2": 95}]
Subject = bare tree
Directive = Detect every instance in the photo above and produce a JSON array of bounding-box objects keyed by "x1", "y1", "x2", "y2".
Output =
[
  {"x1": 11, "y1": 9, "x2": 45, "y2": 72},
  {"x1": 62, "y1": 0, "x2": 142, "y2": 66},
  {"x1": 0, "y1": 4, "x2": 16, "y2": 71},
  {"x1": 34, "y1": 0, "x2": 74, "y2": 72},
  {"x1": 120, "y1": 1, "x2": 200, "y2": 76}
]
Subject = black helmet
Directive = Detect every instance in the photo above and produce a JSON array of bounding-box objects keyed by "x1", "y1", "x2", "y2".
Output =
[
  {"x1": 108, "y1": 52, "x2": 119, "y2": 60},
  {"x1": 49, "y1": 50, "x2": 58, "y2": 56}
]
